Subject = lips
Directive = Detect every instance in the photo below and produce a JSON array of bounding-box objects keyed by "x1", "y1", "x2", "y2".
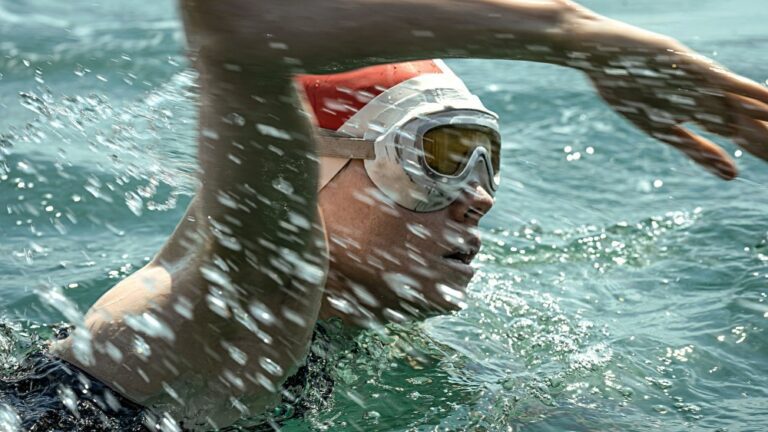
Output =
[
  {"x1": 442, "y1": 236, "x2": 480, "y2": 265},
  {"x1": 443, "y1": 249, "x2": 477, "y2": 264}
]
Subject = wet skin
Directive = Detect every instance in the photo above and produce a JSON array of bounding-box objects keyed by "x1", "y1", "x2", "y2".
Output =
[
  {"x1": 49, "y1": 0, "x2": 768, "y2": 429},
  {"x1": 318, "y1": 160, "x2": 495, "y2": 324}
]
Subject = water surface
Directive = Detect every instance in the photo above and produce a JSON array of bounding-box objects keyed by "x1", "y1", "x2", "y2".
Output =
[{"x1": 1, "y1": 0, "x2": 767, "y2": 430}]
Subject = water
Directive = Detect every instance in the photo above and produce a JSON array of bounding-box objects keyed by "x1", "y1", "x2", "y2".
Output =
[{"x1": 2, "y1": 0, "x2": 768, "y2": 430}]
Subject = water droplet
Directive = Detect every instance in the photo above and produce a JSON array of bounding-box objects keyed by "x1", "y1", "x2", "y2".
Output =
[
  {"x1": 200, "y1": 265, "x2": 232, "y2": 290},
  {"x1": 74, "y1": 64, "x2": 89, "y2": 76},
  {"x1": 103, "y1": 341, "x2": 123, "y2": 363},
  {"x1": 246, "y1": 372, "x2": 272, "y2": 394},
  {"x1": 222, "y1": 341, "x2": 248, "y2": 366},
  {"x1": 206, "y1": 291, "x2": 230, "y2": 318},
  {"x1": 161, "y1": 382, "x2": 183, "y2": 405},
  {"x1": 202, "y1": 128, "x2": 220, "y2": 140},
  {"x1": 249, "y1": 301, "x2": 275, "y2": 326},
  {"x1": 406, "y1": 223, "x2": 430, "y2": 239},
  {"x1": 272, "y1": 177, "x2": 294, "y2": 195},
  {"x1": 437, "y1": 284, "x2": 467, "y2": 309},
  {"x1": 215, "y1": 191, "x2": 238, "y2": 209},
  {"x1": 257, "y1": 124, "x2": 291, "y2": 140},
  {"x1": 158, "y1": 412, "x2": 182, "y2": 432},
  {"x1": 0, "y1": 403, "x2": 20, "y2": 432},
  {"x1": 406, "y1": 377, "x2": 432, "y2": 385},
  {"x1": 653, "y1": 405, "x2": 669, "y2": 414},
  {"x1": 259, "y1": 357, "x2": 283, "y2": 376},
  {"x1": 230, "y1": 397, "x2": 250, "y2": 415},
  {"x1": 56, "y1": 386, "x2": 79, "y2": 417},
  {"x1": 132, "y1": 335, "x2": 152, "y2": 360},
  {"x1": 125, "y1": 191, "x2": 143, "y2": 216},
  {"x1": 125, "y1": 312, "x2": 175, "y2": 342},
  {"x1": 281, "y1": 307, "x2": 307, "y2": 327},
  {"x1": 327, "y1": 295, "x2": 355, "y2": 314},
  {"x1": 222, "y1": 369, "x2": 245, "y2": 390},
  {"x1": 287, "y1": 211, "x2": 310, "y2": 230},
  {"x1": 383, "y1": 272, "x2": 423, "y2": 303},
  {"x1": 173, "y1": 296, "x2": 194, "y2": 320}
]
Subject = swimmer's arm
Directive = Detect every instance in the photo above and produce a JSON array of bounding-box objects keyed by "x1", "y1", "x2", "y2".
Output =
[
  {"x1": 56, "y1": 2, "x2": 328, "y2": 413},
  {"x1": 182, "y1": 0, "x2": 768, "y2": 178}
]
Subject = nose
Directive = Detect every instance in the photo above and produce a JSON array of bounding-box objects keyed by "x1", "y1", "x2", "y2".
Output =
[{"x1": 448, "y1": 181, "x2": 495, "y2": 226}]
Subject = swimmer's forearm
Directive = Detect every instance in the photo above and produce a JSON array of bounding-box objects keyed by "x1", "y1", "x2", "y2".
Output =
[{"x1": 179, "y1": 0, "x2": 622, "y2": 71}]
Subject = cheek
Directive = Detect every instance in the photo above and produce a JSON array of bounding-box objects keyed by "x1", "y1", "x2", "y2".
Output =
[
  {"x1": 322, "y1": 196, "x2": 396, "y2": 275},
  {"x1": 357, "y1": 209, "x2": 412, "y2": 268},
  {"x1": 368, "y1": 210, "x2": 451, "y2": 279},
  {"x1": 322, "y1": 178, "x2": 456, "y2": 276}
]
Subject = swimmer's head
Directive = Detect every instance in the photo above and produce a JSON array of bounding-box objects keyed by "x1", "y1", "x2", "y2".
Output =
[{"x1": 296, "y1": 60, "x2": 498, "y2": 325}]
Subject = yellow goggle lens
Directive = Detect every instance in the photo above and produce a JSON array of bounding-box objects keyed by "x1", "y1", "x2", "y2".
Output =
[{"x1": 422, "y1": 126, "x2": 500, "y2": 177}]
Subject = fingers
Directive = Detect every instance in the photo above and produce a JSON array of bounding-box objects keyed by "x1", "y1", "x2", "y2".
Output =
[
  {"x1": 729, "y1": 94, "x2": 768, "y2": 122},
  {"x1": 650, "y1": 125, "x2": 737, "y2": 180},
  {"x1": 688, "y1": 93, "x2": 768, "y2": 170},
  {"x1": 720, "y1": 72, "x2": 768, "y2": 105},
  {"x1": 701, "y1": 93, "x2": 768, "y2": 162},
  {"x1": 732, "y1": 116, "x2": 768, "y2": 162}
]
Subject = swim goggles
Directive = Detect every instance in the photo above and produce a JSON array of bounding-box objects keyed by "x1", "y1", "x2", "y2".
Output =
[{"x1": 316, "y1": 72, "x2": 501, "y2": 212}]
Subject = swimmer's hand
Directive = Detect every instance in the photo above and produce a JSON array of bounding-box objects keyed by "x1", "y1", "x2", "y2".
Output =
[{"x1": 564, "y1": 7, "x2": 768, "y2": 179}]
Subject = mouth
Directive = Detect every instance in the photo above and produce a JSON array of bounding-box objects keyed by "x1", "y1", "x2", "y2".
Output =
[
  {"x1": 442, "y1": 239, "x2": 480, "y2": 265},
  {"x1": 443, "y1": 250, "x2": 476, "y2": 265}
]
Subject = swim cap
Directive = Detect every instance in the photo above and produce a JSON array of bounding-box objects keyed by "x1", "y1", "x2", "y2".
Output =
[
  {"x1": 296, "y1": 59, "x2": 500, "y2": 212},
  {"x1": 296, "y1": 60, "x2": 448, "y2": 190}
]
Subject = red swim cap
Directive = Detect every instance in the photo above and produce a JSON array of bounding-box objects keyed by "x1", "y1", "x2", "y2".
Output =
[{"x1": 296, "y1": 60, "x2": 444, "y2": 131}]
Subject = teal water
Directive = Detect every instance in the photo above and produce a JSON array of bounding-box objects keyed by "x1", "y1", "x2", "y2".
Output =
[{"x1": 2, "y1": 0, "x2": 768, "y2": 430}]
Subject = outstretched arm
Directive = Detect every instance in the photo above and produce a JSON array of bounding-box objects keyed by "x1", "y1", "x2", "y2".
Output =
[{"x1": 184, "y1": 0, "x2": 768, "y2": 178}]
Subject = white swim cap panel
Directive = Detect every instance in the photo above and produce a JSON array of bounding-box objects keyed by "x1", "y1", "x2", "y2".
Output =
[{"x1": 337, "y1": 73, "x2": 490, "y2": 141}]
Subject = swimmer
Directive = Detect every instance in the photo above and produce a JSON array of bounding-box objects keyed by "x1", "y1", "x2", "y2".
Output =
[{"x1": 32, "y1": 0, "x2": 768, "y2": 430}]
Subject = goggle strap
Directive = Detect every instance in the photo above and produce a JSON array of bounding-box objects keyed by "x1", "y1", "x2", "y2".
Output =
[{"x1": 315, "y1": 130, "x2": 375, "y2": 160}]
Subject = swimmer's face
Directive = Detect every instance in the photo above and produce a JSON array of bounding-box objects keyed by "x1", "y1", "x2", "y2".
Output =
[{"x1": 318, "y1": 160, "x2": 494, "y2": 324}]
